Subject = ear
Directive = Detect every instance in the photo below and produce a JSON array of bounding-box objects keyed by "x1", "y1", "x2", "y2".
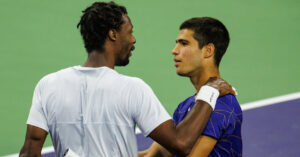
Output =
[
  {"x1": 108, "y1": 29, "x2": 117, "y2": 41},
  {"x1": 203, "y1": 43, "x2": 215, "y2": 58}
]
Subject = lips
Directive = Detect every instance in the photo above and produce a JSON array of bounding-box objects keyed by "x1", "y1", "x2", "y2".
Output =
[
  {"x1": 130, "y1": 46, "x2": 135, "y2": 51},
  {"x1": 128, "y1": 46, "x2": 135, "y2": 57},
  {"x1": 174, "y1": 58, "x2": 181, "y2": 67}
]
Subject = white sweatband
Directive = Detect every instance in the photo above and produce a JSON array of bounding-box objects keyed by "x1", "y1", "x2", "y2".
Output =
[
  {"x1": 64, "y1": 148, "x2": 80, "y2": 157},
  {"x1": 195, "y1": 85, "x2": 220, "y2": 109}
]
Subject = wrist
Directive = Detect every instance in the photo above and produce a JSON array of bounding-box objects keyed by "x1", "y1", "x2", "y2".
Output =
[{"x1": 195, "y1": 85, "x2": 220, "y2": 109}]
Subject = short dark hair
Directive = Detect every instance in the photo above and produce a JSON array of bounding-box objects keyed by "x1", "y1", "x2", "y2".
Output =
[
  {"x1": 77, "y1": 2, "x2": 127, "y2": 53},
  {"x1": 180, "y1": 17, "x2": 230, "y2": 67}
]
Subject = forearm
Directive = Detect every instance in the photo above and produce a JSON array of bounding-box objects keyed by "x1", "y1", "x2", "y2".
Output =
[
  {"x1": 19, "y1": 125, "x2": 47, "y2": 157},
  {"x1": 20, "y1": 150, "x2": 41, "y2": 157},
  {"x1": 169, "y1": 86, "x2": 219, "y2": 154},
  {"x1": 139, "y1": 142, "x2": 173, "y2": 157},
  {"x1": 19, "y1": 140, "x2": 42, "y2": 157},
  {"x1": 187, "y1": 135, "x2": 217, "y2": 157},
  {"x1": 149, "y1": 100, "x2": 212, "y2": 156},
  {"x1": 173, "y1": 100, "x2": 212, "y2": 155}
]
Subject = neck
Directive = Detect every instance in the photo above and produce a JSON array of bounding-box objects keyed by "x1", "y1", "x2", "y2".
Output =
[
  {"x1": 190, "y1": 65, "x2": 220, "y2": 92},
  {"x1": 82, "y1": 50, "x2": 115, "y2": 69}
]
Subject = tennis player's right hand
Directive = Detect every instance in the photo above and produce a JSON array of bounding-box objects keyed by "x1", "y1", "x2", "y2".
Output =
[{"x1": 205, "y1": 77, "x2": 236, "y2": 96}]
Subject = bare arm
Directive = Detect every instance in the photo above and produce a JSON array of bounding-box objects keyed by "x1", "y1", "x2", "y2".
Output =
[
  {"x1": 139, "y1": 135, "x2": 217, "y2": 157},
  {"x1": 148, "y1": 100, "x2": 212, "y2": 156},
  {"x1": 139, "y1": 142, "x2": 172, "y2": 157},
  {"x1": 146, "y1": 78, "x2": 234, "y2": 156},
  {"x1": 19, "y1": 125, "x2": 47, "y2": 157},
  {"x1": 187, "y1": 135, "x2": 217, "y2": 157},
  {"x1": 139, "y1": 104, "x2": 215, "y2": 157}
]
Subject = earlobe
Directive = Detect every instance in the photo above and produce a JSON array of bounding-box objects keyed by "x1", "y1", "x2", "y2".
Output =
[
  {"x1": 108, "y1": 29, "x2": 117, "y2": 41},
  {"x1": 204, "y1": 43, "x2": 215, "y2": 58}
]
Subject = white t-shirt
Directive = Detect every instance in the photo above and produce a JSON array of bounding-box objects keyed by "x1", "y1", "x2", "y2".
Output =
[{"x1": 27, "y1": 66, "x2": 171, "y2": 157}]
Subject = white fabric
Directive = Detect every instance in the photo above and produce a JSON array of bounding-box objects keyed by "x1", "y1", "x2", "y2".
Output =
[
  {"x1": 195, "y1": 85, "x2": 220, "y2": 109},
  {"x1": 64, "y1": 148, "x2": 80, "y2": 157},
  {"x1": 27, "y1": 66, "x2": 171, "y2": 157}
]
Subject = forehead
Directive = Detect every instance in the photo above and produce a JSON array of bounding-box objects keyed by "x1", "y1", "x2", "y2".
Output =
[
  {"x1": 177, "y1": 29, "x2": 196, "y2": 41},
  {"x1": 121, "y1": 15, "x2": 133, "y2": 29}
]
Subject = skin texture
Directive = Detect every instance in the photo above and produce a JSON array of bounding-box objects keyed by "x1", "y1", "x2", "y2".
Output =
[
  {"x1": 19, "y1": 125, "x2": 47, "y2": 157},
  {"x1": 187, "y1": 136, "x2": 217, "y2": 157},
  {"x1": 139, "y1": 29, "x2": 228, "y2": 157},
  {"x1": 173, "y1": 29, "x2": 220, "y2": 91},
  {"x1": 19, "y1": 14, "x2": 233, "y2": 156},
  {"x1": 112, "y1": 15, "x2": 136, "y2": 66}
]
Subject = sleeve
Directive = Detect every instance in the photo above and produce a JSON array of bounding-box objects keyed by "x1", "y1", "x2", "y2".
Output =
[
  {"x1": 26, "y1": 78, "x2": 49, "y2": 132},
  {"x1": 172, "y1": 103, "x2": 183, "y2": 125},
  {"x1": 201, "y1": 100, "x2": 231, "y2": 139},
  {"x1": 129, "y1": 78, "x2": 171, "y2": 137}
]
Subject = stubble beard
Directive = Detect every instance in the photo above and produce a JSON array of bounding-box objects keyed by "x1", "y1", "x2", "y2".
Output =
[{"x1": 115, "y1": 54, "x2": 130, "y2": 66}]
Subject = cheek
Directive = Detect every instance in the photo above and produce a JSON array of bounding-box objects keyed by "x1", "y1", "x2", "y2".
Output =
[
  {"x1": 120, "y1": 40, "x2": 130, "y2": 53},
  {"x1": 181, "y1": 48, "x2": 198, "y2": 64},
  {"x1": 181, "y1": 48, "x2": 202, "y2": 68},
  {"x1": 124, "y1": 38, "x2": 131, "y2": 49},
  {"x1": 181, "y1": 48, "x2": 193, "y2": 59}
]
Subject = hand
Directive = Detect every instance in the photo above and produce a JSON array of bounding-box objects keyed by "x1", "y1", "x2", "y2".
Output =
[{"x1": 205, "y1": 77, "x2": 236, "y2": 96}]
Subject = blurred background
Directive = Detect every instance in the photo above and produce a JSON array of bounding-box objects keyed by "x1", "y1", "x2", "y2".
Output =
[{"x1": 0, "y1": 0, "x2": 299, "y2": 156}]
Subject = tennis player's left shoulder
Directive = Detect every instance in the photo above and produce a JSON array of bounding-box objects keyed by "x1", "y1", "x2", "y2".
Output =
[
  {"x1": 219, "y1": 94, "x2": 238, "y2": 102},
  {"x1": 216, "y1": 94, "x2": 240, "y2": 109}
]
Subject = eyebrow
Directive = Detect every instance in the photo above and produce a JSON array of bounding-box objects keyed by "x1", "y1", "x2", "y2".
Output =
[{"x1": 176, "y1": 39, "x2": 189, "y2": 43}]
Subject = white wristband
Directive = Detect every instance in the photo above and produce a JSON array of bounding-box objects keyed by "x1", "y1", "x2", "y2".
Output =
[
  {"x1": 195, "y1": 85, "x2": 220, "y2": 109},
  {"x1": 64, "y1": 148, "x2": 80, "y2": 157}
]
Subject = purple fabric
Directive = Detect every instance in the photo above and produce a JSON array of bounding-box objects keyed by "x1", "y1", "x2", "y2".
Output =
[
  {"x1": 42, "y1": 98, "x2": 300, "y2": 157},
  {"x1": 136, "y1": 134, "x2": 154, "y2": 151},
  {"x1": 172, "y1": 94, "x2": 243, "y2": 157}
]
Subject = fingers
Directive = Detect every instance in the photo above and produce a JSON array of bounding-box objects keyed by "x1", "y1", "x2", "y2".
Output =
[{"x1": 205, "y1": 77, "x2": 237, "y2": 96}]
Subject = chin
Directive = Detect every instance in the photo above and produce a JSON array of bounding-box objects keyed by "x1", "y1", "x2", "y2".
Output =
[
  {"x1": 115, "y1": 59, "x2": 129, "y2": 66},
  {"x1": 176, "y1": 70, "x2": 189, "y2": 77}
]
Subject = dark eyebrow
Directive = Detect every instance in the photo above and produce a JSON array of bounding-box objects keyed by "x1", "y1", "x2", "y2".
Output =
[{"x1": 176, "y1": 39, "x2": 189, "y2": 44}]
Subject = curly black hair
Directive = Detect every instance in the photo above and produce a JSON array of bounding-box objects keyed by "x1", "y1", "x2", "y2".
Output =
[
  {"x1": 77, "y1": 2, "x2": 127, "y2": 53},
  {"x1": 180, "y1": 17, "x2": 230, "y2": 67}
]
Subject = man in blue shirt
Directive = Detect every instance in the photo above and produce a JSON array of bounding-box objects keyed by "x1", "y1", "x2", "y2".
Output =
[{"x1": 139, "y1": 17, "x2": 242, "y2": 157}]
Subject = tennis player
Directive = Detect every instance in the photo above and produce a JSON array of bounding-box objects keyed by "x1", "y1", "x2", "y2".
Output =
[
  {"x1": 139, "y1": 17, "x2": 242, "y2": 157},
  {"x1": 19, "y1": 3, "x2": 235, "y2": 157}
]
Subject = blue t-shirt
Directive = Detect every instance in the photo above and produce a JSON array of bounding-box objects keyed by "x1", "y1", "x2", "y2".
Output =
[{"x1": 173, "y1": 94, "x2": 243, "y2": 157}]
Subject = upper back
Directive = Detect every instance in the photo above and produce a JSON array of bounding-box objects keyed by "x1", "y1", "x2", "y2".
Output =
[{"x1": 38, "y1": 66, "x2": 140, "y2": 156}]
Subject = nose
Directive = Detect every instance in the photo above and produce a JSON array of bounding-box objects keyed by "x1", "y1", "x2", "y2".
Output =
[
  {"x1": 132, "y1": 35, "x2": 136, "y2": 44},
  {"x1": 172, "y1": 44, "x2": 179, "y2": 55}
]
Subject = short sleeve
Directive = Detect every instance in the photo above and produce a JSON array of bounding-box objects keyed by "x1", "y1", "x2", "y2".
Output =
[
  {"x1": 26, "y1": 78, "x2": 49, "y2": 132},
  {"x1": 128, "y1": 78, "x2": 171, "y2": 137},
  {"x1": 202, "y1": 100, "x2": 232, "y2": 139},
  {"x1": 202, "y1": 112, "x2": 226, "y2": 139},
  {"x1": 172, "y1": 105, "x2": 181, "y2": 125}
]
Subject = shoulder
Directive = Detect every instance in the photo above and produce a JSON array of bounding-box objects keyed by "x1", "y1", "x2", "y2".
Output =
[
  {"x1": 213, "y1": 94, "x2": 242, "y2": 123},
  {"x1": 34, "y1": 67, "x2": 77, "y2": 91},
  {"x1": 120, "y1": 75, "x2": 146, "y2": 85},
  {"x1": 119, "y1": 74, "x2": 151, "y2": 90},
  {"x1": 36, "y1": 72, "x2": 58, "y2": 89},
  {"x1": 202, "y1": 95, "x2": 242, "y2": 137},
  {"x1": 215, "y1": 95, "x2": 241, "y2": 111},
  {"x1": 37, "y1": 67, "x2": 72, "y2": 85}
]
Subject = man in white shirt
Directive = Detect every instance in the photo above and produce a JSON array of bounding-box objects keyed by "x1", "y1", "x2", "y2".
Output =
[{"x1": 19, "y1": 2, "x2": 235, "y2": 157}]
